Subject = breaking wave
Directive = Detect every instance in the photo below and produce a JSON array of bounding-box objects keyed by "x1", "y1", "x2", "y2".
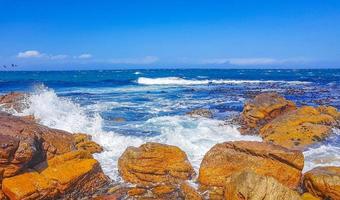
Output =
[{"x1": 137, "y1": 77, "x2": 310, "y2": 85}]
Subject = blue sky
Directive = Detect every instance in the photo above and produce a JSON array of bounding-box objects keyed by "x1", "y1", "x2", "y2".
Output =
[{"x1": 1, "y1": 0, "x2": 340, "y2": 70}]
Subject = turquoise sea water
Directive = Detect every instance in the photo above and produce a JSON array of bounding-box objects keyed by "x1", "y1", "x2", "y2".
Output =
[{"x1": 0, "y1": 69, "x2": 339, "y2": 180}]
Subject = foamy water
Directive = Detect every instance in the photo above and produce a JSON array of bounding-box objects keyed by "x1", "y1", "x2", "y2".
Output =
[
  {"x1": 17, "y1": 86, "x2": 340, "y2": 180},
  {"x1": 137, "y1": 77, "x2": 310, "y2": 85},
  {"x1": 20, "y1": 86, "x2": 262, "y2": 180}
]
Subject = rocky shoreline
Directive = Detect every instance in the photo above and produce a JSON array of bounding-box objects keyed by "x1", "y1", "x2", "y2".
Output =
[{"x1": 0, "y1": 92, "x2": 339, "y2": 200}]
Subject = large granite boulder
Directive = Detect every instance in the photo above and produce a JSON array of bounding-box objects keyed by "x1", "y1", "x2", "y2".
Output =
[
  {"x1": 118, "y1": 142, "x2": 198, "y2": 199},
  {"x1": 239, "y1": 93, "x2": 296, "y2": 135},
  {"x1": 224, "y1": 171, "x2": 301, "y2": 200},
  {"x1": 0, "y1": 112, "x2": 76, "y2": 177},
  {"x1": 198, "y1": 141, "x2": 304, "y2": 199},
  {"x1": 2, "y1": 150, "x2": 109, "y2": 200},
  {"x1": 303, "y1": 166, "x2": 340, "y2": 200},
  {"x1": 118, "y1": 142, "x2": 195, "y2": 185},
  {"x1": 0, "y1": 112, "x2": 107, "y2": 199},
  {"x1": 260, "y1": 106, "x2": 340, "y2": 149}
]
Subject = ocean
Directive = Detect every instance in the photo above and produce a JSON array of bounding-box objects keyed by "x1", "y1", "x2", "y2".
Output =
[{"x1": 0, "y1": 69, "x2": 339, "y2": 181}]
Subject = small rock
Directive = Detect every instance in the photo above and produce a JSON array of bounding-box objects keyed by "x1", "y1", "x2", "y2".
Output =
[
  {"x1": 187, "y1": 109, "x2": 213, "y2": 118},
  {"x1": 113, "y1": 117, "x2": 126, "y2": 123},
  {"x1": 73, "y1": 133, "x2": 103, "y2": 154}
]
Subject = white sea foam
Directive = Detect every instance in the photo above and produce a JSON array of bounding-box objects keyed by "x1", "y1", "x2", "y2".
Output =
[
  {"x1": 303, "y1": 129, "x2": 340, "y2": 172},
  {"x1": 137, "y1": 77, "x2": 310, "y2": 85},
  {"x1": 303, "y1": 145, "x2": 340, "y2": 172},
  {"x1": 140, "y1": 116, "x2": 262, "y2": 169}
]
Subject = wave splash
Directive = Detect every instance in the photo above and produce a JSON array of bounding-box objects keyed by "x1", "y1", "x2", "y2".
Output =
[{"x1": 137, "y1": 77, "x2": 310, "y2": 85}]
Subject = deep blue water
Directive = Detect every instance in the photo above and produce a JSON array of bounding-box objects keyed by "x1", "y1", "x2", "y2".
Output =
[{"x1": 0, "y1": 69, "x2": 339, "y2": 179}]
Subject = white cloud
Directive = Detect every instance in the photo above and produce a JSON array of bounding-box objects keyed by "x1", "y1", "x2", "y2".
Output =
[
  {"x1": 109, "y1": 56, "x2": 159, "y2": 64},
  {"x1": 78, "y1": 54, "x2": 93, "y2": 59},
  {"x1": 50, "y1": 54, "x2": 68, "y2": 60},
  {"x1": 17, "y1": 50, "x2": 43, "y2": 58}
]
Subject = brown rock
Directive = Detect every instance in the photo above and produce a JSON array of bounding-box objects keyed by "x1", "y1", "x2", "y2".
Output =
[
  {"x1": 118, "y1": 142, "x2": 195, "y2": 186},
  {"x1": 260, "y1": 106, "x2": 340, "y2": 149},
  {"x1": 224, "y1": 171, "x2": 301, "y2": 200},
  {"x1": 0, "y1": 190, "x2": 6, "y2": 200},
  {"x1": 2, "y1": 150, "x2": 109, "y2": 200},
  {"x1": 127, "y1": 188, "x2": 147, "y2": 196},
  {"x1": 187, "y1": 109, "x2": 213, "y2": 118},
  {"x1": 93, "y1": 194, "x2": 122, "y2": 200},
  {"x1": 105, "y1": 182, "x2": 202, "y2": 200},
  {"x1": 20, "y1": 115, "x2": 36, "y2": 123},
  {"x1": 73, "y1": 133, "x2": 103, "y2": 154},
  {"x1": 239, "y1": 93, "x2": 296, "y2": 135},
  {"x1": 113, "y1": 117, "x2": 126, "y2": 123},
  {"x1": 152, "y1": 185, "x2": 176, "y2": 196},
  {"x1": 198, "y1": 141, "x2": 304, "y2": 199},
  {"x1": 0, "y1": 111, "x2": 109, "y2": 200},
  {"x1": 301, "y1": 193, "x2": 320, "y2": 200},
  {"x1": 0, "y1": 112, "x2": 76, "y2": 177},
  {"x1": 180, "y1": 182, "x2": 203, "y2": 200},
  {"x1": 0, "y1": 92, "x2": 26, "y2": 113},
  {"x1": 303, "y1": 166, "x2": 340, "y2": 200}
]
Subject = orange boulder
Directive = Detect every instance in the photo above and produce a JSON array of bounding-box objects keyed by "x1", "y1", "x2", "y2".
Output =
[
  {"x1": 0, "y1": 112, "x2": 76, "y2": 177},
  {"x1": 118, "y1": 142, "x2": 195, "y2": 186},
  {"x1": 260, "y1": 106, "x2": 340, "y2": 149},
  {"x1": 303, "y1": 166, "x2": 340, "y2": 200},
  {"x1": 198, "y1": 141, "x2": 304, "y2": 199},
  {"x1": 224, "y1": 171, "x2": 301, "y2": 200},
  {"x1": 239, "y1": 93, "x2": 296, "y2": 135},
  {"x1": 2, "y1": 151, "x2": 109, "y2": 200}
]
